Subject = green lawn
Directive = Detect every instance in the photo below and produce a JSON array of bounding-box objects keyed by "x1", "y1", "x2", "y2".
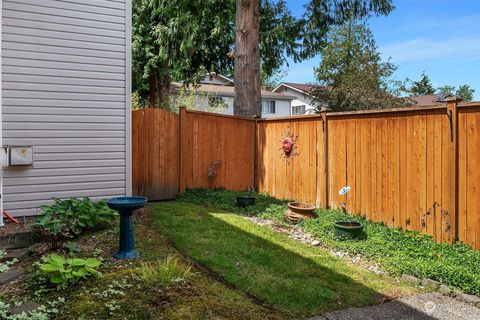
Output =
[{"x1": 153, "y1": 202, "x2": 419, "y2": 317}]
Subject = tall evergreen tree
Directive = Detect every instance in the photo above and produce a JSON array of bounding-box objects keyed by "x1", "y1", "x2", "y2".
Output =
[
  {"x1": 410, "y1": 72, "x2": 435, "y2": 96},
  {"x1": 312, "y1": 20, "x2": 408, "y2": 111},
  {"x1": 455, "y1": 85, "x2": 475, "y2": 102}
]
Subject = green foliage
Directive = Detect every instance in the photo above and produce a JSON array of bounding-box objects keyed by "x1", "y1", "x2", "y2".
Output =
[
  {"x1": 0, "y1": 250, "x2": 18, "y2": 273},
  {"x1": 31, "y1": 198, "x2": 117, "y2": 243},
  {"x1": 409, "y1": 72, "x2": 435, "y2": 96},
  {"x1": 437, "y1": 84, "x2": 475, "y2": 102},
  {"x1": 455, "y1": 84, "x2": 475, "y2": 102},
  {"x1": 437, "y1": 85, "x2": 456, "y2": 95},
  {"x1": 132, "y1": 0, "x2": 235, "y2": 107},
  {"x1": 180, "y1": 189, "x2": 480, "y2": 296},
  {"x1": 133, "y1": 255, "x2": 192, "y2": 287},
  {"x1": 313, "y1": 20, "x2": 410, "y2": 111},
  {"x1": 169, "y1": 87, "x2": 229, "y2": 114},
  {"x1": 38, "y1": 254, "x2": 101, "y2": 288},
  {"x1": 0, "y1": 297, "x2": 63, "y2": 320},
  {"x1": 178, "y1": 188, "x2": 286, "y2": 215}
]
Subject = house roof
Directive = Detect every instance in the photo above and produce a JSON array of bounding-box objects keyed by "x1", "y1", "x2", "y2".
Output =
[
  {"x1": 273, "y1": 82, "x2": 331, "y2": 95},
  {"x1": 407, "y1": 93, "x2": 456, "y2": 106},
  {"x1": 172, "y1": 82, "x2": 295, "y2": 101},
  {"x1": 202, "y1": 72, "x2": 234, "y2": 85}
]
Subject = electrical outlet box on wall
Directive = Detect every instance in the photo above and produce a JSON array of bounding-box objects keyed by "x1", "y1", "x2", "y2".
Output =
[{"x1": 9, "y1": 146, "x2": 34, "y2": 166}]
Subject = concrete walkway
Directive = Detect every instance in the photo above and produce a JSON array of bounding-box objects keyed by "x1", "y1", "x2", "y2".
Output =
[{"x1": 310, "y1": 293, "x2": 480, "y2": 320}]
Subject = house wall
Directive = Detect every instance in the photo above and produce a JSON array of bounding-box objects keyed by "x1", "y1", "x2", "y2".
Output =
[
  {"x1": 275, "y1": 85, "x2": 317, "y2": 114},
  {"x1": 2, "y1": 0, "x2": 130, "y2": 216},
  {"x1": 220, "y1": 97, "x2": 291, "y2": 118}
]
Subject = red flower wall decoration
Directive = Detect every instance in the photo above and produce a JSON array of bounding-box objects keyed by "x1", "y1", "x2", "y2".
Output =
[{"x1": 279, "y1": 127, "x2": 298, "y2": 160}]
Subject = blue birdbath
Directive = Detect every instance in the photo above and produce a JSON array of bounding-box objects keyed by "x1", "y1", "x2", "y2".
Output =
[{"x1": 107, "y1": 196, "x2": 147, "y2": 259}]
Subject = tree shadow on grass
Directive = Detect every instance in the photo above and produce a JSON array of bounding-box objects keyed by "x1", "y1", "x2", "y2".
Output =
[{"x1": 152, "y1": 202, "x2": 439, "y2": 319}]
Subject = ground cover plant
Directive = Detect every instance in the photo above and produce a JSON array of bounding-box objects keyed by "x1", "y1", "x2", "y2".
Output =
[
  {"x1": 153, "y1": 201, "x2": 419, "y2": 316},
  {"x1": 178, "y1": 189, "x2": 480, "y2": 296}
]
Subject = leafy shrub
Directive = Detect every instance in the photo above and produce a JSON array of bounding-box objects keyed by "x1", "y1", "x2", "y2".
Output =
[
  {"x1": 179, "y1": 189, "x2": 480, "y2": 295},
  {"x1": 38, "y1": 254, "x2": 101, "y2": 288},
  {"x1": 31, "y1": 198, "x2": 117, "y2": 243},
  {"x1": 132, "y1": 255, "x2": 192, "y2": 287}
]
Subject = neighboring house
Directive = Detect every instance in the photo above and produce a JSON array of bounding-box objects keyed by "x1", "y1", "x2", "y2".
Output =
[
  {"x1": 407, "y1": 94, "x2": 453, "y2": 106},
  {"x1": 1, "y1": 0, "x2": 131, "y2": 218},
  {"x1": 273, "y1": 82, "x2": 318, "y2": 115},
  {"x1": 172, "y1": 76, "x2": 295, "y2": 118},
  {"x1": 200, "y1": 72, "x2": 234, "y2": 86}
]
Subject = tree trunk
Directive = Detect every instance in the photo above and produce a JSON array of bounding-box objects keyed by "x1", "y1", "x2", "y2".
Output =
[
  {"x1": 149, "y1": 68, "x2": 171, "y2": 108},
  {"x1": 234, "y1": 0, "x2": 261, "y2": 118}
]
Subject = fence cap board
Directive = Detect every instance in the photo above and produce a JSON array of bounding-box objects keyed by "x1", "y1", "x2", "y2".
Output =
[
  {"x1": 326, "y1": 104, "x2": 449, "y2": 117},
  {"x1": 183, "y1": 108, "x2": 257, "y2": 121},
  {"x1": 256, "y1": 114, "x2": 323, "y2": 122}
]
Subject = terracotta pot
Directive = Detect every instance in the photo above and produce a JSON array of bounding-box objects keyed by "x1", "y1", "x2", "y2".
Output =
[{"x1": 286, "y1": 202, "x2": 316, "y2": 219}]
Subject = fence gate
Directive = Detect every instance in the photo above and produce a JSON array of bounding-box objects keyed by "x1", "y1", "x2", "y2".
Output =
[{"x1": 132, "y1": 109, "x2": 180, "y2": 201}]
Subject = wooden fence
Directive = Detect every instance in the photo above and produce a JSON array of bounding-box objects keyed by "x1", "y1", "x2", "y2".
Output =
[
  {"x1": 133, "y1": 101, "x2": 480, "y2": 249},
  {"x1": 133, "y1": 108, "x2": 255, "y2": 201}
]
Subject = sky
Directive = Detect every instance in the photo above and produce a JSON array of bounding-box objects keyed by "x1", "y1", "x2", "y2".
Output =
[{"x1": 283, "y1": 0, "x2": 480, "y2": 100}]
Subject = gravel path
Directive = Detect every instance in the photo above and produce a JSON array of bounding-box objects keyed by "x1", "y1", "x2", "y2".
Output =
[{"x1": 310, "y1": 293, "x2": 480, "y2": 320}]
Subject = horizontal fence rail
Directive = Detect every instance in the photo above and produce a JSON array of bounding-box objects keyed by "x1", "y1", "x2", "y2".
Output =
[{"x1": 133, "y1": 101, "x2": 480, "y2": 249}]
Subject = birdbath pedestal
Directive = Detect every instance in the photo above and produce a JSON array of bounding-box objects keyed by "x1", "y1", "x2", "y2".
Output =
[{"x1": 107, "y1": 196, "x2": 147, "y2": 259}]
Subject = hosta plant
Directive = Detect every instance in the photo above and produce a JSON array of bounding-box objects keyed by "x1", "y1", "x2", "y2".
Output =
[
  {"x1": 31, "y1": 197, "x2": 117, "y2": 244},
  {"x1": 39, "y1": 254, "x2": 101, "y2": 288}
]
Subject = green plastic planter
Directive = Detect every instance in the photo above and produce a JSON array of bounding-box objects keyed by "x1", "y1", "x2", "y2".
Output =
[
  {"x1": 236, "y1": 196, "x2": 256, "y2": 208},
  {"x1": 334, "y1": 221, "x2": 364, "y2": 239}
]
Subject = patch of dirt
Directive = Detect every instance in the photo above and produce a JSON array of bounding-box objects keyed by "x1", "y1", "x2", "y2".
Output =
[{"x1": 0, "y1": 217, "x2": 35, "y2": 238}]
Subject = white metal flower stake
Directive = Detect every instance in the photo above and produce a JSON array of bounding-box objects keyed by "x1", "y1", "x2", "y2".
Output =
[{"x1": 338, "y1": 186, "x2": 351, "y2": 213}]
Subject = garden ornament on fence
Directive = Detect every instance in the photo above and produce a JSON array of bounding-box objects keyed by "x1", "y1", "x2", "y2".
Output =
[
  {"x1": 279, "y1": 126, "x2": 299, "y2": 160},
  {"x1": 208, "y1": 160, "x2": 221, "y2": 181}
]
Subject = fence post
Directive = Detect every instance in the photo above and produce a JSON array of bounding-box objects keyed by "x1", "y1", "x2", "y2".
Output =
[
  {"x1": 179, "y1": 107, "x2": 187, "y2": 194},
  {"x1": 320, "y1": 107, "x2": 330, "y2": 208},
  {"x1": 445, "y1": 96, "x2": 462, "y2": 242}
]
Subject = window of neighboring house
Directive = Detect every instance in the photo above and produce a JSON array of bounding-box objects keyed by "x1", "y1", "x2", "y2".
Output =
[
  {"x1": 292, "y1": 105, "x2": 306, "y2": 115},
  {"x1": 208, "y1": 95, "x2": 228, "y2": 109},
  {"x1": 262, "y1": 100, "x2": 276, "y2": 114}
]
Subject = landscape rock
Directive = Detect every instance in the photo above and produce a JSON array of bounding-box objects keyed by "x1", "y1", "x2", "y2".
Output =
[
  {"x1": 10, "y1": 301, "x2": 41, "y2": 315},
  {"x1": 438, "y1": 284, "x2": 451, "y2": 295},
  {"x1": 311, "y1": 240, "x2": 320, "y2": 246},
  {"x1": 421, "y1": 278, "x2": 440, "y2": 289},
  {"x1": 0, "y1": 269, "x2": 24, "y2": 285},
  {"x1": 5, "y1": 248, "x2": 29, "y2": 260},
  {"x1": 456, "y1": 293, "x2": 480, "y2": 305},
  {"x1": 402, "y1": 274, "x2": 420, "y2": 284}
]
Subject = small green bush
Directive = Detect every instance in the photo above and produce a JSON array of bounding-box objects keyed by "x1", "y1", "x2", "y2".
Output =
[
  {"x1": 179, "y1": 189, "x2": 480, "y2": 295},
  {"x1": 133, "y1": 255, "x2": 192, "y2": 287},
  {"x1": 31, "y1": 197, "x2": 117, "y2": 243},
  {"x1": 38, "y1": 254, "x2": 101, "y2": 288}
]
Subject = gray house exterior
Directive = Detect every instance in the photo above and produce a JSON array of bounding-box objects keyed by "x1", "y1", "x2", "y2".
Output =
[{"x1": 1, "y1": 0, "x2": 132, "y2": 217}]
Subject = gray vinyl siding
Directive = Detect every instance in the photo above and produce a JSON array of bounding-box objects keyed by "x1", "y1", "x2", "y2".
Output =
[{"x1": 2, "y1": 0, "x2": 130, "y2": 216}]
